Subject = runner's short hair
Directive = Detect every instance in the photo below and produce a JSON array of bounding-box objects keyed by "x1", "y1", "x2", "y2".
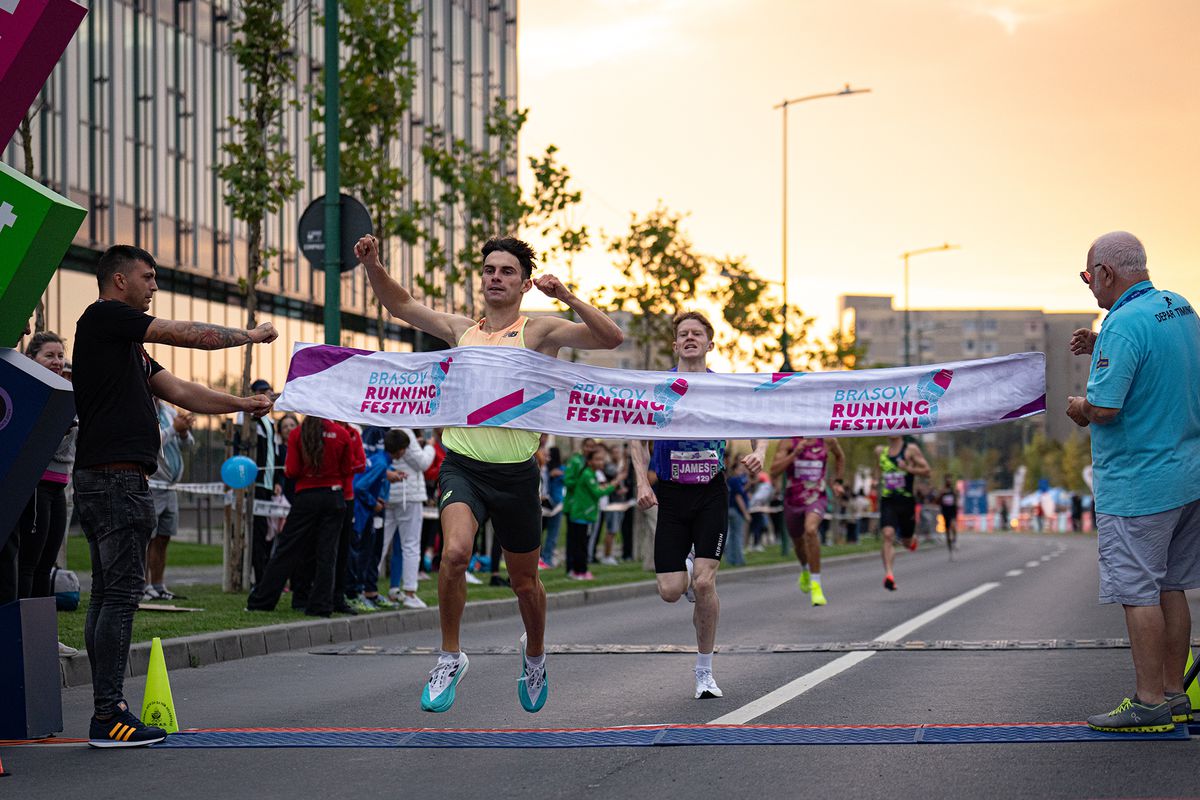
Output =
[
  {"x1": 97, "y1": 245, "x2": 157, "y2": 291},
  {"x1": 482, "y1": 237, "x2": 537, "y2": 280},
  {"x1": 672, "y1": 311, "x2": 714, "y2": 340}
]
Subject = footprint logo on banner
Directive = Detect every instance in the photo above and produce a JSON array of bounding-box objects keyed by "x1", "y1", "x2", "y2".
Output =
[
  {"x1": 917, "y1": 369, "x2": 954, "y2": 427},
  {"x1": 428, "y1": 357, "x2": 452, "y2": 415},
  {"x1": 652, "y1": 377, "x2": 689, "y2": 427}
]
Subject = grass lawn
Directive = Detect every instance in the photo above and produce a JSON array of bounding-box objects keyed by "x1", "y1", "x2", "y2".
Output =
[
  {"x1": 55, "y1": 539, "x2": 881, "y2": 650},
  {"x1": 65, "y1": 533, "x2": 224, "y2": 569}
]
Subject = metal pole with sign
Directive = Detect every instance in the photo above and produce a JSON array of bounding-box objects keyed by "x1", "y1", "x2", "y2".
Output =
[{"x1": 323, "y1": 0, "x2": 341, "y2": 345}]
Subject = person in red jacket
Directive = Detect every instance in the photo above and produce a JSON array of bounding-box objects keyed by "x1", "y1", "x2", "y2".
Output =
[
  {"x1": 247, "y1": 416, "x2": 356, "y2": 617},
  {"x1": 334, "y1": 422, "x2": 368, "y2": 610}
]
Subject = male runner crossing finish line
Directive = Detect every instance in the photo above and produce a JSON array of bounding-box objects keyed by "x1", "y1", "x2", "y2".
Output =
[
  {"x1": 356, "y1": 234, "x2": 622, "y2": 713},
  {"x1": 630, "y1": 312, "x2": 766, "y2": 700}
]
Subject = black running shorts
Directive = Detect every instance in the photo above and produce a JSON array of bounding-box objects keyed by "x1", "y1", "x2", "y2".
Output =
[
  {"x1": 880, "y1": 497, "x2": 916, "y2": 540},
  {"x1": 653, "y1": 477, "x2": 729, "y2": 573},
  {"x1": 438, "y1": 449, "x2": 542, "y2": 554}
]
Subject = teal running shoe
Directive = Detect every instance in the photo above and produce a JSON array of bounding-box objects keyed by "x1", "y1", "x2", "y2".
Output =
[
  {"x1": 517, "y1": 633, "x2": 549, "y2": 713},
  {"x1": 420, "y1": 653, "x2": 469, "y2": 713}
]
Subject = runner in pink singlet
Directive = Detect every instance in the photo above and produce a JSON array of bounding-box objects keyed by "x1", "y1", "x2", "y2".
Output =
[{"x1": 771, "y1": 437, "x2": 844, "y2": 606}]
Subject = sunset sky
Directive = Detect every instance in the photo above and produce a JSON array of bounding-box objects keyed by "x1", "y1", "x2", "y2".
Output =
[{"x1": 516, "y1": 0, "x2": 1200, "y2": 338}]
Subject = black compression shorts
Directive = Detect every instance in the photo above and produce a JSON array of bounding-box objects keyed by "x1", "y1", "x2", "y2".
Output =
[
  {"x1": 653, "y1": 478, "x2": 729, "y2": 573},
  {"x1": 880, "y1": 498, "x2": 916, "y2": 540},
  {"x1": 438, "y1": 449, "x2": 542, "y2": 554}
]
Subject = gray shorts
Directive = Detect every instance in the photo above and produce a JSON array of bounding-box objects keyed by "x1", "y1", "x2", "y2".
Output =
[
  {"x1": 151, "y1": 487, "x2": 179, "y2": 539},
  {"x1": 1096, "y1": 497, "x2": 1200, "y2": 605}
]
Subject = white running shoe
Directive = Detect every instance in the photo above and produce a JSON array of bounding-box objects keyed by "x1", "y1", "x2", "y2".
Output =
[
  {"x1": 402, "y1": 594, "x2": 428, "y2": 609},
  {"x1": 58, "y1": 641, "x2": 79, "y2": 658},
  {"x1": 685, "y1": 550, "x2": 696, "y2": 603},
  {"x1": 388, "y1": 587, "x2": 403, "y2": 601},
  {"x1": 464, "y1": 572, "x2": 483, "y2": 585},
  {"x1": 599, "y1": 555, "x2": 619, "y2": 566},
  {"x1": 694, "y1": 668, "x2": 723, "y2": 699}
]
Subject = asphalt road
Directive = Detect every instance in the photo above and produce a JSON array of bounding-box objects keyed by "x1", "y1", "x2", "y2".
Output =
[{"x1": 6, "y1": 533, "x2": 1198, "y2": 799}]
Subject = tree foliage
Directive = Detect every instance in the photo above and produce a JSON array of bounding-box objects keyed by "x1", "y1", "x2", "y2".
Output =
[
  {"x1": 601, "y1": 205, "x2": 705, "y2": 369},
  {"x1": 421, "y1": 100, "x2": 589, "y2": 313},
  {"x1": 597, "y1": 203, "x2": 865, "y2": 372}
]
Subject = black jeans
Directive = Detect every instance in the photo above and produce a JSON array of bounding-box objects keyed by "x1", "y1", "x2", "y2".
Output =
[
  {"x1": 248, "y1": 488, "x2": 344, "y2": 616},
  {"x1": 565, "y1": 520, "x2": 591, "y2": 575},
  {"x1": 19, "y1": 481, "x2": 68, "y2": 598},
  {"x1": 74, "y1": 468, "x2": 155, "y2": 717}
]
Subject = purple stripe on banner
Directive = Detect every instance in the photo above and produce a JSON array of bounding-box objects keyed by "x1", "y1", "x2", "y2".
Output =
[
  {"x1": 1001, "y1": 394, "x2": 1047, "y2": 420},
  {"x1": 287, "y1": 344, "x2": 374, "y2": 382}
]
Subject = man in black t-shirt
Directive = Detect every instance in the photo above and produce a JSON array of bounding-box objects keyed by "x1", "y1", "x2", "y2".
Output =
[{"x1": 73, "y1": 245, "x2": 277, "y2": 748}]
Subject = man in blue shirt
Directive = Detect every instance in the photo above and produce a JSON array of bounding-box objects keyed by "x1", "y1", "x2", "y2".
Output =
[{"x1": 1067, "y1": 231, "x2": 1200, "y2": 732}]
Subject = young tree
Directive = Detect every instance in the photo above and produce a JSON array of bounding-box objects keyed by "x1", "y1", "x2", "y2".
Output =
[
  {"x1": 422, "y1": 99, "x2": 527, "y2": 313},
  {"x1": 600, "y1": 205, "x2": 704, "y2": 369},
  {"x1": 707, "y1": 255, "x2": 782, "y2": 368},
  {"x1": 313, "y1": 0, "x2": 421, "y2": 349},
  {"x1": 421, "y1": 101, "x2": 590, "y2": 316},
  {"x1": 803, "y1": 324, "x2": 867, "y2": 371},
  {"x1": 215, "y1": 0, "x2": 304, "y2": 591}
]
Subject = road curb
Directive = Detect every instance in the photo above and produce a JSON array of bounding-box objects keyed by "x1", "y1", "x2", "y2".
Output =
[{"x1": 58, "y1": 551, "x2": 878, "y2": 688}]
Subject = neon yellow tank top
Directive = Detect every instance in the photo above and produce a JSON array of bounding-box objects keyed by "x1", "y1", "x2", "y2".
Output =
[{"x1": 440, "y1": 316, "x2": 541, "y2": 463}]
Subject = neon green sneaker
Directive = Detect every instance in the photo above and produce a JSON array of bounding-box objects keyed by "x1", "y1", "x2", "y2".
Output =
[
  {"x1": 810, "y1": 580, "x2": 827, "y2": 607},
  {"x1": 1086, "y1": 697, "x2": 1175, "y2": 733},
  {"x1": 798, "y1": 569, "x2": 811, "y2": 594}
]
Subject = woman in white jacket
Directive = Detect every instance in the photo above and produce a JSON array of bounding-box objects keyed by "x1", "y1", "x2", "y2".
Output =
[{"x1": 381, "y1": 428, "x2": 436, "y2": 607}]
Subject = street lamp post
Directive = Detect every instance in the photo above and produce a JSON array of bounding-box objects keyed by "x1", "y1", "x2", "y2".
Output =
[
  {"x1": 901, "y1": 243, "x2": 960, "y2": 366},
  {"x1": 774, "y1": 84, "x2": 870, "y2": 372}
]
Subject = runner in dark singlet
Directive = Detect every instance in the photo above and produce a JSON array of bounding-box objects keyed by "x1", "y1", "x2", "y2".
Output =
[
  {"x1": 939, "y1": 476, "x2": 959, "y2": 554},
  {"x1": 876, "y1": 435, "x2": 931, "y2": 591}
]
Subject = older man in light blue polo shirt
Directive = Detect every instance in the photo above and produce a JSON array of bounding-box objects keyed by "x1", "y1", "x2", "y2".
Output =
[{"x1": 1067, "y1": 230, "x2": 1200, "y2": 733}]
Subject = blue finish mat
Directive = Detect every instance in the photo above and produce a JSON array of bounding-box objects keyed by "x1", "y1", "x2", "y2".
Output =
[{"x1": 152, "y1": 722, "x2": 1192, "y2": 749}]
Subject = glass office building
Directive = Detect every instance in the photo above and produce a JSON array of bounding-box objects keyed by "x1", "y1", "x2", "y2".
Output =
[{"x1": 6, "y1": 0, "x2": 518, "y2": 394}]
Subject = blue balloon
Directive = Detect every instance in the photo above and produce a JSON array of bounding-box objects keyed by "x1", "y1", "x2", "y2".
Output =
[{"x1": 221, "y1": 455, "x2": 258, "y2": 489}]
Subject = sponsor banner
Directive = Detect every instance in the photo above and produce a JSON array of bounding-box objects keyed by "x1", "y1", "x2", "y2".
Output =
[{"x1": 276, "y1": 343, "x2": 1046, "y2": 440}]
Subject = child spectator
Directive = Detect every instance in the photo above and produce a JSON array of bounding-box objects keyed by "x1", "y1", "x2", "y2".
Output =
[
  {"x1": 349, "y1": 429, "x2": 409, "y2": 610},
  {"x1": 564, "y1": 447, "x2": 624, "y2": 580}
]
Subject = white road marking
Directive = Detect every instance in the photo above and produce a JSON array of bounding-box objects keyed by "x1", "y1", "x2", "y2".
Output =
[
  {"x1": 1005, "y1": 569, "x2": 1024, "y2": 577},
  {"x1": 707, "y1": 582, "x2": 1001, "y2": 725},
  {"x1": 1025, "y1": 561, "x2": 1041, "y2": 568},
  {"x1": 1040, "y1": 555, "x2": 1052, "y2": 562}
]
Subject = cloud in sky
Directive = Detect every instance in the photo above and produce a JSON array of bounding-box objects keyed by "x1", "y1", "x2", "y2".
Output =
[
  {"x1": 960, "y1": 0, "x2": 1107, "y2": 35},
  {"x1": 520, "y1": 0, "x2": 733, "y2": 74}
]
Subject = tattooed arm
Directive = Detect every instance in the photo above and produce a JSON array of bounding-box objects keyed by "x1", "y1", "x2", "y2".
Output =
[
  {"x1": 143, "y1": 319, "x2": 278, "y2": 350},
  {"x1": 150, "y1": 370, "x2": 274, "y2": 416}
]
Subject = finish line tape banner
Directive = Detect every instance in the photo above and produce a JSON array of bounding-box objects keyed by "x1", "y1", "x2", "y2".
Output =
[{"x1": 275, "y1": 343, "x2": 1046, "y2": 440}]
